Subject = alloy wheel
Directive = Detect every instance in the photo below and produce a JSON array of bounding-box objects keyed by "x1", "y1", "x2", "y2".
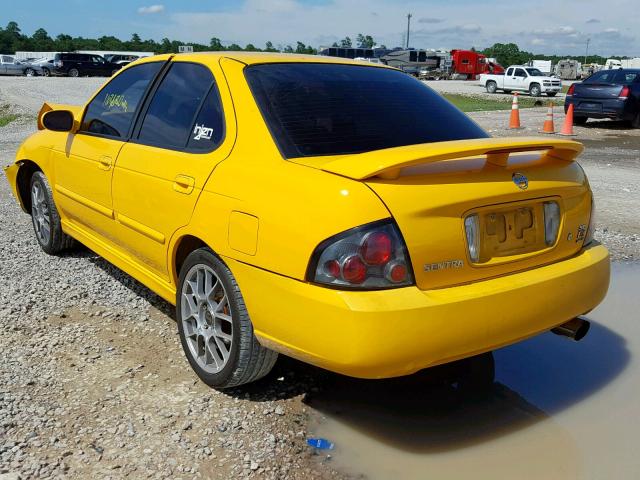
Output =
[
  {"x1": 180, "y1": 264, "x2": 233, "y2": 374},
  {"x1": 31, "y1": 182, "x2": 51, "y2": 245}
]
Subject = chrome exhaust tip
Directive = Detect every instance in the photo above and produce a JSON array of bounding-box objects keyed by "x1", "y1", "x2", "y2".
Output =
[{"x1": 551, "y1": 317, "x2": 590, "y2": 341}]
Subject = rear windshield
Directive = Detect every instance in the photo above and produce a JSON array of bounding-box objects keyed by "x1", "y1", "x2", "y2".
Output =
[
  {"x1": 585, "y1": 69, "x2": 640, "y2": 84},
  {"x1": 245, "y1": 63, "x2": 488, "y2": 158}
]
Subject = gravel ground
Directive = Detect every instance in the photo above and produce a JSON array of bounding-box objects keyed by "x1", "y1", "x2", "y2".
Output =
[{"x1": 1, "y1": 76, "x2": 638, "y2": 480}]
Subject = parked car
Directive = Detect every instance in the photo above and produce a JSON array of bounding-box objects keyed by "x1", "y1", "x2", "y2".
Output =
[
  {"x1": 4, "y1": 53, "x2": 609, "y2": 390},
  {"x1": 0, "y1": 55, "x2": 44, "y2": 76},
  {"x1": 51, "y1": 53, "x2": 122, "y2": 77},
  {"x1": 22, "y1": 57, "x2": 54, "y2": 77},
  {"x1": 565, "y1": 68, "x2": 640, "y2": 128},
  {"x1": 104, "y1": 54, "x2": 140, "y2": 66},
  {"x1": 479, "y1": 65, "x2": 563, "y2": 97}
]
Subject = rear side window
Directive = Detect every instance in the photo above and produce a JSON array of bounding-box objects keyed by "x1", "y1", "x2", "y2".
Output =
[
  {"x1": 245, "y1": 63, "x2": 488, "y2": 158},
  {"x1": 187, "y1": 86, "x2": 225, "y2": 151},
  {"x1": 137, "y1": 62, "x2": 213, "y2": 149},
  {"x1": 80, "y1": 62, "x2": 163, "y2": 138}
]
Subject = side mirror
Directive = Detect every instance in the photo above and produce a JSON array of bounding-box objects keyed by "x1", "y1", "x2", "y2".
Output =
[{"x1": 42, "y1": 110, "x2": 75, "y2": 132}]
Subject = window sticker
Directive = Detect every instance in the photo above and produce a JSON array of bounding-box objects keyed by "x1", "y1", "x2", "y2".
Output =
[
  {"x1": 193, "y1": 123, "x2": 213, "y2": 141},
  {"x1": 103, "y1": 93, "x2": 129, "y2": 112}
]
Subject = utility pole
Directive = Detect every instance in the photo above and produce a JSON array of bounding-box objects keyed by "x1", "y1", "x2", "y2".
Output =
[
  {"x1": 584, "y1": 38, "x2": 590, "y2": 64},
  {"x1": 406, "y1": 13, "x2": 412, "y2": 49}
]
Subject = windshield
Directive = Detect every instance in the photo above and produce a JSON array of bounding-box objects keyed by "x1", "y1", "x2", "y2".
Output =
[
  {"x1": 526, "y1": 68, "x2": 544, "y2": 76},
  {"x1": 245, "y1": 63, "x2": 488, "y2": 158}
]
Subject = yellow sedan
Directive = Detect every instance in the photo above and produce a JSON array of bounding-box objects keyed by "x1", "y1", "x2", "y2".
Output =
[{"x1": 4, "y1": 52, "x2": 610, "y2": 389}]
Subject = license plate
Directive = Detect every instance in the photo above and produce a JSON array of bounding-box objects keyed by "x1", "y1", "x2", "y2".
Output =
[
  {"x1": 481, "y1": 205, "x2": 545, "y2": 258},
  {"x1": 581, "y1": 102, "x2": 601, "y2": 110}
]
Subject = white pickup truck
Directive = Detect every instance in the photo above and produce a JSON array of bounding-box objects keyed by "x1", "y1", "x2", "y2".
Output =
[{"x1": 478, "y1": 65, "x2": 562, "y2": 97}]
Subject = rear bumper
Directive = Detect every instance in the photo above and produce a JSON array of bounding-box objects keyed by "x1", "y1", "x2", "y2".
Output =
[
  {"x1": 565, "y1": 97, "x2": 636, "y2": 120},
  {"x1": 228, "y1": 243, "x2": 610, "y2": 379}
]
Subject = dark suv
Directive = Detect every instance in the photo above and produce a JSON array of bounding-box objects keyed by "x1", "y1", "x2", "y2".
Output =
[{"x1": 52, "y1": 53, "x2": 122, "y2": 77}]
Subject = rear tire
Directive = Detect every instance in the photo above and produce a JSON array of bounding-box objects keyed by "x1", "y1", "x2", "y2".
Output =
[
  {"x1": 24, "y1": 68, "x2": 36, "y2": 77},
  {"x1": 529, "y1": 83, "x2": 541, "y2": 97},
  {"x1": 29, "y1": 172, "x2": 76, "y2": 254},
  {"x1": 574, "y1": 116, "x2": 588, "y2": 125},
  {"x1": 177, "y1": 248, "x2": 278, "y2": 389},
  {"x1": 486, "y1": 81, "x2": 497, "y2": 94},
  {"x1": 41, "y1": 68, "x2": 50, "y2": 77},
  {"x1": 68, "y1": 68, "x2": 79, "y2": 77}
]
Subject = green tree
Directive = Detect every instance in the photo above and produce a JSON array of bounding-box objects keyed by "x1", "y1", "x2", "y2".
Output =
[
  {"x1": 244, "y1": 43, "x2": 260, "y2": 52},
  {"x1": 356, "y1": 34, "x2": 375, "y2": 48},
  {"x1": 339, "y1": 36, "x2": 352, "y2": 48},
  {"x1": 227, "y1": 43, "x2": 243, "y2": 51},
  {"x1": 31, "y1": 28, "x2": 54, "y2": 50},
  {"x1": 209, "y1": 37, "x2": 224, "y2": 51},
  {"x1": 481, "y1": 43, "x2": 530, "y2": 67},
  {"x1": 283, "y1": 44, "x2": 294, "y2": 53},
  {"x1": 55, "y1": 34, "x2": 76, "y2": 52},
  {"x1": 264, "y1": 41, "x2": 277, "y2": 52}
]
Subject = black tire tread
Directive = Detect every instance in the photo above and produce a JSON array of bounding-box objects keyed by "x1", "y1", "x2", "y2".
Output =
[
  {"x1": 30, "y1": 171, "x2": 76, "y2": 254},
  {"x1": 177, "y1": 248, "x2": 277, "y2": 389}
]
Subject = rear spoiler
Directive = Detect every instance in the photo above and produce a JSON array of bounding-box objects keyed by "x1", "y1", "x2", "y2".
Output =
[{"x1": 300, "y1": 137, "x2": 583, "y2": 180}]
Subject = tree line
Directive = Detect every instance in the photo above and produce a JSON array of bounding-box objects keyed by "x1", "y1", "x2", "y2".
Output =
[
  {"x1": 480, "y1": 42, "x2": 625, "y2": 68},
  {"x1": 0, "y1": 21, "x2": 318, "y2": 55}
]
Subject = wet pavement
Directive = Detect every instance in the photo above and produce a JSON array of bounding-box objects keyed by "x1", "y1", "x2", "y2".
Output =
[{"x1": 307, "y1": 263, "x2": 638, "y2": 480}]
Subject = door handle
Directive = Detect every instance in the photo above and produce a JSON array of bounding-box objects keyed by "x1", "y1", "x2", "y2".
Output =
[
  {"x1": 173, "y1": 175, "x2": 195, "y2": 194},
  {"x1": 98, "y1": 155, "x2": 113, "y2": 170}
]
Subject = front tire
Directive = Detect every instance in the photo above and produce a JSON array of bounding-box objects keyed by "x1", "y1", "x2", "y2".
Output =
[
  {"x1": 177, "y1": 248, "x2": 277, "y2": 389},
  {"x1": 24, "y1": 68, "x2": 36, "y2": 77},
  {"x1": 29, "y1": 172, "x2": 75, "y2": 254},
  {"x1": 486, "y1": 81, "x2": 497, "y2": 94},
  {"x1": 529, "y1": 83, "x2": 541, "y2": 97},
  {"x1": 41, "y1": 68, "x2": 50, "y2": 77}
]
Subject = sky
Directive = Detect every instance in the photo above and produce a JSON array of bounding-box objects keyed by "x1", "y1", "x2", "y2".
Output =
[{"x1": 3, "y1": 0, "x2": 638, "y2": 56}]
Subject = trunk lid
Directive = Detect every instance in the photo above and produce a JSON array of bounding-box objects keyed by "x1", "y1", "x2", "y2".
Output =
[
  {"x1": 573, "y1": 82, "x2": 626, "y2": 99},
  {"x1": 293, "y1": 138, "x2": 592, "y2": 290}
]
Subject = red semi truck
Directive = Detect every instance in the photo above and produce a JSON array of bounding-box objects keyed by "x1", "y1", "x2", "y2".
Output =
[{"x1": 450, "y1": 49, "x2": 504, "y2": 79}]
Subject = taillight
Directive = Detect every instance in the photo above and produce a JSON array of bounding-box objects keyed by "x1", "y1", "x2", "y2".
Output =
[
  {"x1": 567, "y1": 84, "x2": 575, "y2": 96},
  {"x1": 54, "y1": 60, "x2": 63, "y2": 67},
  {"x1": 308, "y1": 220, "x2": 414, "y2": 289},
  {"x1": 619, "y1": 86, "x2": 630, "y2": 98}
]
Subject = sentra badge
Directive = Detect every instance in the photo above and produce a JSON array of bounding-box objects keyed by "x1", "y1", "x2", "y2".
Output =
[
  {"x1": 512, "y1": 172, "x2": 528, "y2": 190},
  {"x1": 424, "y1": 259, "x2": 464, "y2": 272}
]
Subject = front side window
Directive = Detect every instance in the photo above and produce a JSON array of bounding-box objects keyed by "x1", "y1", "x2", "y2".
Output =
[
  {"x1": 137, "y1": 62, "x2": 213, "y2": 149},
  {"x1": 80, "y1": 62, "x2": 163, "y2": 138},
  {"x1": 514, "y1": 68, "x2": 526, "y2": 77},
  {"x1": 245, "y1": 63, "x2": 488, "y2": 159}
]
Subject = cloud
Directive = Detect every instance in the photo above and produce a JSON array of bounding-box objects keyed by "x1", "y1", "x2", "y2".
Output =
[
  {"x1": 418, "y1": 17, "x2": 444, "y2": 24},
  {"x1": 603, "y1": 27, "x2": 619, "y2": 33},
  {"x1": 163, "y1": 0, "x2": 638, "y2": 56},
  {"x1": 585, "y1": 18, "x2": 600, "y2": 24},
  {"x1": 138, "y1": 4, "x2": 165, "y2": 14}
]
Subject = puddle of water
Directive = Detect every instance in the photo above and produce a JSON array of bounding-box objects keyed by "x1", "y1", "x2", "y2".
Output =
[{"x1": 308, "y1": 263, "x2": 639, "y2": 480}]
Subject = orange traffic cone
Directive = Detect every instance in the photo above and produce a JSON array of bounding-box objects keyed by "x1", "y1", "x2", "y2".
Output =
[
  {"x1": 559, "y1": 103, "x2": 577, "y2": 136},
  {"x1": 508, "y1": 92, "x2": 523, "y2": 129},
  {"x1": 540, "y1": 102, "x2": 556, "y2": 134}
]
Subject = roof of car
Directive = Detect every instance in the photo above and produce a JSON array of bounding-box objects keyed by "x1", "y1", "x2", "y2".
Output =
[{"x1": 177, "y1": 51, "x2": 390, "y2": 67}]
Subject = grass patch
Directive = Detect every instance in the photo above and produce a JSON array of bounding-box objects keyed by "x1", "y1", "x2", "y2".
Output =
[
  {"x1": 0, "y1": 104, "x2": 19, "y2": 127},
  {"x1": 443, "y1": 94, "x2": 563, "y2": 112}
]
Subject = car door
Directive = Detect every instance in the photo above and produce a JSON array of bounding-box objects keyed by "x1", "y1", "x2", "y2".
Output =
[
  {"x1": 513, "y1": 68, "x2": 527, "y2": 90},
  {"x1": 52, "y1": 61, "x2": 165, "y2": 241},
  {"x1": 111, "y1": 60, "x2": 231, "y2": 279}
]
